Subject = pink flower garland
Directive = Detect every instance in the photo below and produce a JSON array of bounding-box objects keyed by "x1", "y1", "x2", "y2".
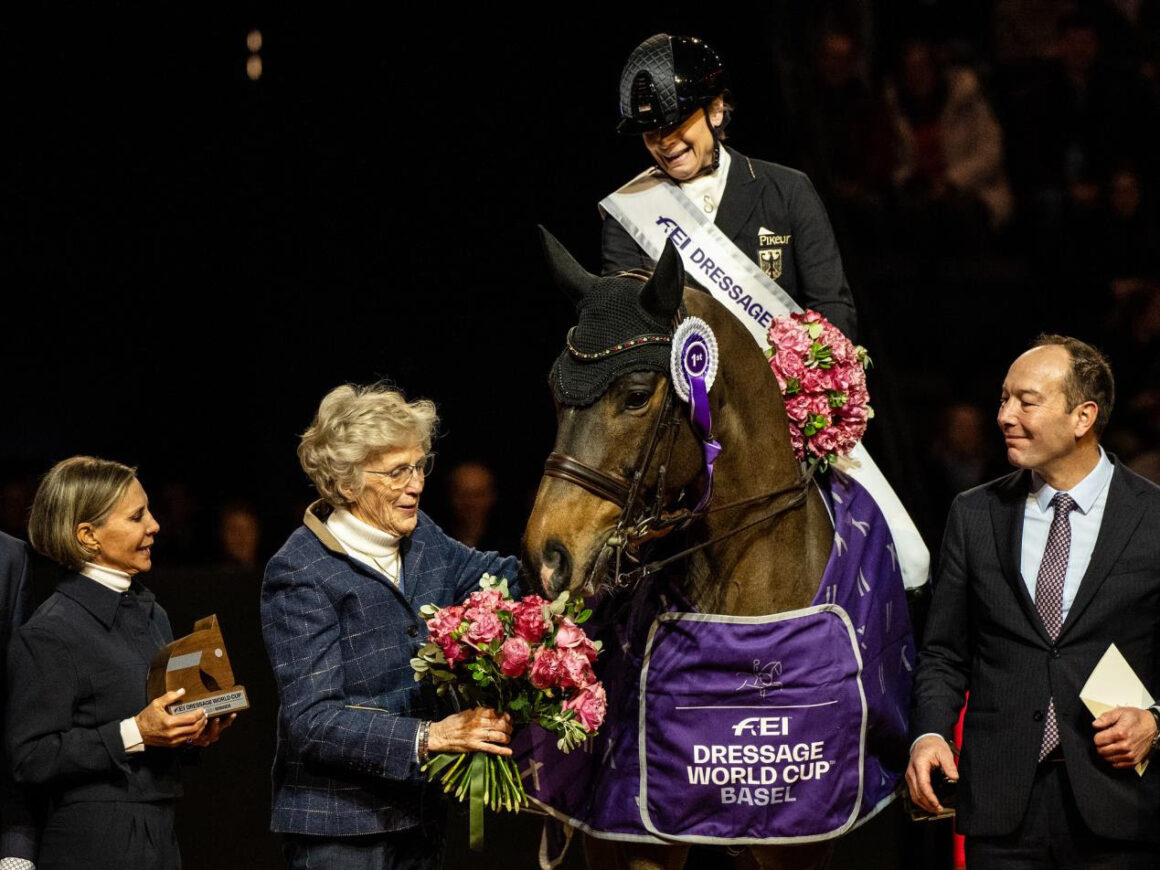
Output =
[{"x1": 766, "y1": 310, "x2": 872, "y2": 470}]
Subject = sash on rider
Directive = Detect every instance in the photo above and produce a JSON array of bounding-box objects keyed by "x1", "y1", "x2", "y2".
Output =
[{"x1": 600, "y1": 174, "x2": 930, "y2": 590}]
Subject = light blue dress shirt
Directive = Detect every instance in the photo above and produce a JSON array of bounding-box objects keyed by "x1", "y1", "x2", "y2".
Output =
[{"x1": 1021, "y1": 448, "x2": 1114, "y2": 621}]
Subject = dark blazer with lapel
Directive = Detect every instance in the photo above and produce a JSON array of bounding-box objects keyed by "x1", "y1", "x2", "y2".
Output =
[
  {"x1": 6, "y1": 572, "x2": 182, "y2": 801},
  {"x1": 0, "y1": 532, "x2": 36, "y2": 861},
  {"x1": 912, "y1": 459, "x2": 1160, "y2": 840},
  {"x1": 260, "y1": 503, "x2": 520, "y2": 837},
  {"x1": 600, "y1": 146, "x2": 858, "y2": 339}
]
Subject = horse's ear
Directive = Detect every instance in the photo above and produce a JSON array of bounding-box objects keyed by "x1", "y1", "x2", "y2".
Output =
[
  {"x1": 539, "y1": 225, "x2": 596, "y2": 306},
  {"x1": 640, "y1": 238, "x2": 685, "y2": 320}
]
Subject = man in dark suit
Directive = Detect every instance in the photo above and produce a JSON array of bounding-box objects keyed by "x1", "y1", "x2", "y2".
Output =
[
  {"x1": 0, "y1": 531, "x2": 38, "y2": 868},
  {"x1": 906, "y1": 335, "x2": 1160, "y2": 867}
]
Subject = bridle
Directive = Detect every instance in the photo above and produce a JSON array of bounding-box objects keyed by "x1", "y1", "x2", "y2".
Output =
[
  {"x1": 543, "y1": 380, "x2": 679, "y2": 591},
  {"x1": 543, "y1": 292, "x2": 815, "y2": 594}
]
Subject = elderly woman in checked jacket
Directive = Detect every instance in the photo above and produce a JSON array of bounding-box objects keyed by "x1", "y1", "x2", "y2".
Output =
[{"x1": 260, "y1": 383, "x2": 521, "y2": 870}]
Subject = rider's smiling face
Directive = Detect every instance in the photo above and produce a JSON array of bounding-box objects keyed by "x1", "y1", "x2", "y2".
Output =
[{"x1": 642, "y1": 97, "x2": 724, "y2": 182}]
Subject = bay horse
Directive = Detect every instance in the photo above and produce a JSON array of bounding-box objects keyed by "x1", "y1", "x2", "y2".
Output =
[{"x1": 524, "y1": 231, "x2": 837, "y2": 870}]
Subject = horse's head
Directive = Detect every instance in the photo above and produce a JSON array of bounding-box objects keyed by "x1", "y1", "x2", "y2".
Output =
[{"x1": 525, "y1": 231, "x2": 706, "y2": 598}]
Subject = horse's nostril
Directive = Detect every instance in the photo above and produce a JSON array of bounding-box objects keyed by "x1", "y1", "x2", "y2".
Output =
[{"x1": 541, "y1": 539, "x2": 572, "y2": 592}]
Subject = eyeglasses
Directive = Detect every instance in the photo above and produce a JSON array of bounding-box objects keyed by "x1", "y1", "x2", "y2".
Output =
[{"x1": 364, "y1": 453, "x2": 436, "y2": 490}]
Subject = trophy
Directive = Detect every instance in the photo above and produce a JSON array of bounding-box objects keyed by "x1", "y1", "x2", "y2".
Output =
[{"x1": 147, "y1": 614, "x2": 250, "y2": 717}]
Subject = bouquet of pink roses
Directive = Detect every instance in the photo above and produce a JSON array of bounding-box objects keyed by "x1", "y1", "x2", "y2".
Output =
[
  {"x1": 766, "y1": 309, "x2": 872, "y2": 470},
  {"x1": 411, "y1": 574, "x2": 605, "y2": 846}
]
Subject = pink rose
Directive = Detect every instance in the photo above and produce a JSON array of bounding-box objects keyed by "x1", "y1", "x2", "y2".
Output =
[
  {"x1": 529, "y1": 648, "x2": 564, "y2": 689},
  {"x1": 440, "y1": 639, "x2": 468, "y2": 668},
  {"x1": 559, "y1": 648, "x2": 595, "y2": 689},
  {"x1": 466, "y1": 588, "x2": 506, "y2": 612},
  {"x1": 499, "y1": 636, "x2": 532, "y2": 678},
  {"x1": 828, "y1": 368, "x2": 852, "y2": 391},
  {"x1": 841, "y1": 403, "x2": 867, "y2": 425},
  {"x1": 772, "y1": 355, "x2": 806, "y2": 383},
  {"x1": 785, "y1": 395, "x2": 810, "y2": 424},
  {"x1": 463, "y1": 612, "x2": 504, "y2": 649},
  {"x1": 799, "y1": 369, "x2": 825, "y2": 394},
  {"x1": 771, "y1": 319, "x2": 811, "y2": 350},
  {"x1": 563, "y1": 683, "x2": 607, "y2": 732},
  {"x1": 577, "y1": 635, "x2": 599, "y2": 663},
  {"x1": 426, "y1": 605, "x2": 465, "y2": 645},
  {"x1": 772, "y1": 324, "x2": 811, "y2": 361},
  {"x1": 553, "y1": 618, "x2": 586, "y2": 649},
  {"x1": 827, "y1": 340, "x2": 851, "y2": 367},
  {"x1": 807, "y1": 394, "x2": 831, "y2": 419},
  {"x1": 812, "y1": 428, "x2": 838, "y2": 456},
  {"x1": 512, "y1": 598, "x2": 549, "y2": 643}
]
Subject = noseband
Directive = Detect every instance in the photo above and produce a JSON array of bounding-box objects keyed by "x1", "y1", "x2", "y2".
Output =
[{"x1": 542, "y1": 455, "x2": 632, "y2": 507}]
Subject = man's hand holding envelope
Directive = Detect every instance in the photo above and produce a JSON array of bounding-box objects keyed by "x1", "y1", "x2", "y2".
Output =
[{"x1": 1081, "y1": 644, "x2": 1160, "y2": 774}]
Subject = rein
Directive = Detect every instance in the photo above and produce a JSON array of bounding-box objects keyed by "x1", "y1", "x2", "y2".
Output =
[{"x1": 614, "y1": 464, "x2": 818, "y2": 588}]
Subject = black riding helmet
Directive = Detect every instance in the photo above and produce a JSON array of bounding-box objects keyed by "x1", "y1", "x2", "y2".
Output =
[{"x1": 617, "y1": 33, "x2": 731, "y2": 135}]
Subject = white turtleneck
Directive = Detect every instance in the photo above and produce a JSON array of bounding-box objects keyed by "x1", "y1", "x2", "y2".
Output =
[
  {"x1": 678, "y1": 146, "x2": 731, "y2": 222},
  {"x1": 79, "y1": 562, "x2": 147, "y2": 754},
  {"x1": 326, "y1": 508, "x2": 404, "y2": 590},
  {"x1": 80, "y1": 561, "x2": 133, "y2": 593}
]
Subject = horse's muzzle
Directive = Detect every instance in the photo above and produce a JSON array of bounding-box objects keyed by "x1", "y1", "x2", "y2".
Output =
[{"x1": 538, "y1": 538, "x2": 572, "y2": 596}]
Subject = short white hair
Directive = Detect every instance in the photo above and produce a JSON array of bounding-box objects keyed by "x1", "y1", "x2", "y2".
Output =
[{"x1": 297, "y1": 383, "x2": 437, "y2": 508}]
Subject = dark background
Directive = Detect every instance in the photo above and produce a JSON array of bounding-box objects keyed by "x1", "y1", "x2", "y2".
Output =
[{"x1": 6, "y1": 3, "x2": 1160, "y2": 868}]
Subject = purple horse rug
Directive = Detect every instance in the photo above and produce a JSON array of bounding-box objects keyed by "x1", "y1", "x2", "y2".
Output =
[{"x1": 512, "y1": 471, "x2": 914, "y2": 846}]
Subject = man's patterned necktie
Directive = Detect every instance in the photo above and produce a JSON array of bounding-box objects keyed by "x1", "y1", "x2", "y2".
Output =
[{"x1": 1035, "y1": 491, "x2": 1077, "y2": 760}]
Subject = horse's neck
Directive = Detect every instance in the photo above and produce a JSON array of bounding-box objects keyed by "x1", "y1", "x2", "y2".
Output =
[
  {"x1": 681, "y1": 297, "x2": 832, "y2": 616},
  {"x1": 689, "y1": 483, "x2": 831, "y2": 615}
]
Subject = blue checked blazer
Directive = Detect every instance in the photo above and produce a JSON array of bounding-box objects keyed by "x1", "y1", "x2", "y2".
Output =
[{"x1": 260, "y1": 502, "x2": 520, "y2": 836}]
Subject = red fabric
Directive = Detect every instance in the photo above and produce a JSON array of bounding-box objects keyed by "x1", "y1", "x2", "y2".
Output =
[{"x1": 954, "y1": 694, "x2": 967, "y2": 868}]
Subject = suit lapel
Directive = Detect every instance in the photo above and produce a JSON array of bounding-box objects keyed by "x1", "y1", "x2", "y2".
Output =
[
  {"x1": 990, "y1": 470, "x2": 1048, "y2": 641},
  {"x1": 1059, "y1": 465, "x2": 1142, "y2": 638},
  {"x1": 714, "y1": 148, "x2": 759, "y2": 241}
]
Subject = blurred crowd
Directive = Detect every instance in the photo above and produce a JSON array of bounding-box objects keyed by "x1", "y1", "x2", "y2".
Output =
[{"x1": 766, "y1": 0, "x2": 1160, "y2": 556}]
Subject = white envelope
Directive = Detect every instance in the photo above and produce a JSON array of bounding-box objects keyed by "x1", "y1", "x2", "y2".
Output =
[{"x1": 1079, "y1": 643, "x2": 1155, "y2": 776}]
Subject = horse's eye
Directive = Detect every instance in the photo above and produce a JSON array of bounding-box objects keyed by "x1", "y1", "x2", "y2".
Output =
[{"x1": 625, "y1": 389, "x2": 651, "y2": 410}]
